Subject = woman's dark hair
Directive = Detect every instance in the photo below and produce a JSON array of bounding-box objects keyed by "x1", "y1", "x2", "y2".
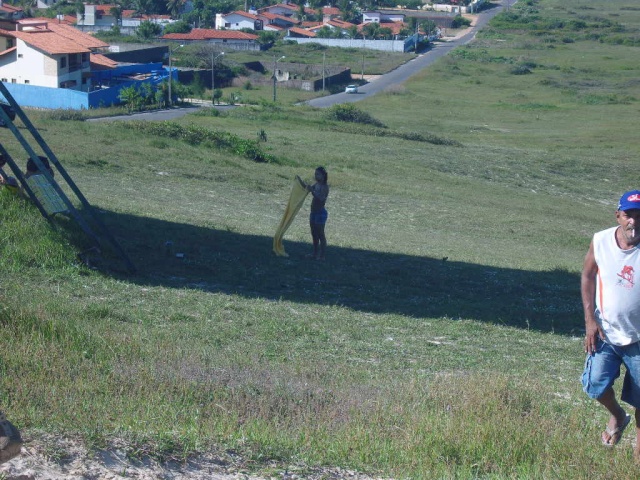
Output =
[
  {"x1": 26, "y1": 156, "x2": 51, "y2": 174},
  {"x1": 316, "y1": 166, "x2": 328, "y2": 184}
]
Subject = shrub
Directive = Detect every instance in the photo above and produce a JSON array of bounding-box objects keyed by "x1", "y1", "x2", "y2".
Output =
[
  {"x1": 324, "y1": 104, "x2": 386, "y2": 128},
  {"x1": 44, "y1": 109, "x2": 86, "y2": 121},
  {"x1": 126, "y1": 121, "x2": 277, "y2": 163}
]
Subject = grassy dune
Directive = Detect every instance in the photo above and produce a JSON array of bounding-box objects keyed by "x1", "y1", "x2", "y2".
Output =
[{"x1": 2, "y1": 0, "x2": 640, "y2": 477}]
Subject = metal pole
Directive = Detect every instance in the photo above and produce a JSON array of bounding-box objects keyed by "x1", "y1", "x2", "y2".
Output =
[
  {"x1": 211, "y1": 52, "x2": 216, "y2": 106},
  {"x1": 211, "y1": 51, "x2": 224, "y2": 105},
  {"x1": 167, "y1": 44, "x2": 183, "y2": 107},
  {"x1": 272, "y1": 55, "x2": 284, "y2": 102},
  {"x1": 322, "y1": 52, "x2": 325, "y2": 92},
  {"x1": 272, "y1": 55, "x2": 276, "y2": 102},
  {"x1": 168, "y1": 50, "x2": 172, "y2": 106}
]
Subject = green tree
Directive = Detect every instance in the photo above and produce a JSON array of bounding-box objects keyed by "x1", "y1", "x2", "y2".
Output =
[
  {"x1": 257, "y1": 31, "x2": 279, "y2": 46},
  {"x1": 163, "y1": 20, "x2": 192, "y2": 34},
  {"x1": 378, "y1": 26, "x2": 392, "y2": 40},
  {"x1": 213, "y1": 88, "x2": 223, "y2": 105},
  {"x1": 362, "y1": 21, "x2": 381, "y2": 39},
  {"x1": 166, "y1": 0, "x2": 182, "y2": 17},
  {"x1": 119, "y1": 85, "x2": 142, "y2": 112},
  {"x1": 109, "y1": 3, "x2": 123, "y2": 25},
  {"x1": 136, "y1": 20, "x2": 162, "y2": 39},
  {"x1": 316, "y1": 26, "x2": 333, "y2": 38}
]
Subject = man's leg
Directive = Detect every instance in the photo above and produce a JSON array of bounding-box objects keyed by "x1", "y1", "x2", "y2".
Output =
[
  {"x1": 598, "y1": 387, "x2": 628, "y2": 445},
  {"x1": 635, "y1": 409, "x2": 640, "y2": 459}
]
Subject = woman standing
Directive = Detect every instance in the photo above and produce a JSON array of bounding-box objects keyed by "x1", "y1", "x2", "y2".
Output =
[{"x1": 297, "y1": 167, "x2": 329, "y2": 260}]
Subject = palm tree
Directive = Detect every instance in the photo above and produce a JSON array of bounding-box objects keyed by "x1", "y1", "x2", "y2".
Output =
[{"x1": 166, "y1": 0, "x2": 182, "y2": 18}]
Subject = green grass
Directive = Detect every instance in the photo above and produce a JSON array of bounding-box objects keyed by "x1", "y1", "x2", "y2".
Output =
[{"x1": 2, "y1": 0, "x2": 640, "y2": 477}]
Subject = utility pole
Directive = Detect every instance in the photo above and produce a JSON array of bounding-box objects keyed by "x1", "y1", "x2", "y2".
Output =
[
  {"x1": 167, "y1": 44, "x2": 183, "y2": 107},
  {"x1": 322, "y1": 52, "x2": 326, "y2": 92},
  {"x1": 211, "y1": 51, "x2": 224, "y2": 105},
  {"x1": 272, "y1": 55, "x2": 285, "y2": 102}
]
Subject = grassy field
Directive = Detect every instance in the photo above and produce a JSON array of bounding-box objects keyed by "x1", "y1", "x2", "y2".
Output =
[{"x1": 2, "y1": 0, "x2": 640, "y2": 477}]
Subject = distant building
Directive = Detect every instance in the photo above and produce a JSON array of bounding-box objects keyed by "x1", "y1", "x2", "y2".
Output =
[
  {"x1": 215, "y1": 11, "x2": 263, "y2": 31},
  {"x1": 161, "y1": 28, "x2": 260, "y2": 50},
  {"x1": 0, "y1": 19, "x2": 109, "y2": 91}
]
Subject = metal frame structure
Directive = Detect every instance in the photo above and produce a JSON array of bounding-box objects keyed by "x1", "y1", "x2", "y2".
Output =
[{"x1": 0, "y1": 82, "x2": 136, "y2": 273}]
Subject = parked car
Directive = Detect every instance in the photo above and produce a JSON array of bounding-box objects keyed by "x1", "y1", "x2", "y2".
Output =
[
  {"x1": 345, "y1": 84, "x2": 358, "y2": 94},
  {"x1": 0, "y1": 102, "x2": 15, "y2": 127}
]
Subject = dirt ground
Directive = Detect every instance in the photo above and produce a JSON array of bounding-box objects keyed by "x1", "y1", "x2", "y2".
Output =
[{"x1": 0, "y1": 434, "x2": 389, "y2": 480}]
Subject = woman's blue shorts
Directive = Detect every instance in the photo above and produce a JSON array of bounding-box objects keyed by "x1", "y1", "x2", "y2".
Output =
[{"x1": 310, "y1": 209, "x2": 328, "y2": 225}]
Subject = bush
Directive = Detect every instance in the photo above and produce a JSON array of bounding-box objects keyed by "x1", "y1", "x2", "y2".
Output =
[
  {"x1": 451, "y1": 15, "x2": 472, "y2": 29},
  {"x1": 324, "y1": 104, "x2": 386, "y2": 128},
  {"x1": 126, "y1": 121, "x2": 277, "y2": 163},
  {"x1": 44, "y1": 109, "x2": 86, "y2": 121}
]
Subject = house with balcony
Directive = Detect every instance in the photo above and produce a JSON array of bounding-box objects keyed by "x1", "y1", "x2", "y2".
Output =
[{"x1": 0, "y1": 19, "x2": 109, "y2": 91}]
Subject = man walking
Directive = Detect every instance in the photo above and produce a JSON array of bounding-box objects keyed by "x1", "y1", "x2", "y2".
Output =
[{"x1": 582, "y1": 190, "x2": 640, "y2": 454}]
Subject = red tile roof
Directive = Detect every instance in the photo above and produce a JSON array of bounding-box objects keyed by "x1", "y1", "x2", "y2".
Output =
[
  {"x1": 1, "y1": 24, "x2": 92, "y2": 55},
  {"x1": 288, "y1": 26, "x2": 315, "y2": 37},
  {"x1": 90, "y1": 53, "x2": 118, "y2": 69},
  {"x1": 322, "y1": 7, "x2": 341, "y2": 16},
  {"x1": 223, "y1": 10, "x2": 260, "y2": 20},
  {"x1": 94, "y1": 4, "x2": 118, "y2": 16},
  {"x1": 37, "y1": 21, "x2": 109, "y2": 49},
  {"x1": 162, "y1": 28, "x2": 258, "y2": 40},
  {"x1": 327, "y1": 19, "x2": 354, "y2": 29},
  {"x1": 0, "y1": 3, "x2": 23, "y2": 15},
  {"x1": 358, "y1": 21, "x2": 407, "y2": 35},
  {"x1": 259, "y1": 12, "x2": 297, "y2": 24}
]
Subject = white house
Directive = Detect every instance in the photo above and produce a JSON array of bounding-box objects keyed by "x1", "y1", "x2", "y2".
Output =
[
  {"x1": 362, "y1": 11, "x2": 405, "y2": 23},
  {"x1": 258, "y1": 3, "x2": 299, "y2": 18},
  {"x1": 76, "y1": 4, "x2": 118, "y2": 28},
  {"x1": 215, "y1": 11, "x2": 263, "y2": 31},
  {"x1": 0, "y1": 20, "x2": 109, "y2": 91}
]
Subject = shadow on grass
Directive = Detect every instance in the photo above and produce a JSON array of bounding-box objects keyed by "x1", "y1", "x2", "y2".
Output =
[{"x1": 91, "y1": 209, "x2": 582, "y2": 337}]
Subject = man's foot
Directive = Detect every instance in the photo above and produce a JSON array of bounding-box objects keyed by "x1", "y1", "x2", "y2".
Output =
[{"x1": 602, "y1": 413, "x2": 631, "y2": 446}]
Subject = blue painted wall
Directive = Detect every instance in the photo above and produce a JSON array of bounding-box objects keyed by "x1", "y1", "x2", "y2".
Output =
[{"x1": 1, "y1": 63, "x2": 170, "y2": 110}]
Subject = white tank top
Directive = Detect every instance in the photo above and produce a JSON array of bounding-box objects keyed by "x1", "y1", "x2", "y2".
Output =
[{"x1": 593, "y1": 226, "x2": 640, "y2": 345}]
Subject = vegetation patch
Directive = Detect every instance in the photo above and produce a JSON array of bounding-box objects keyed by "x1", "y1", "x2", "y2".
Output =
[
  {"x1": 324, "y1": 104, "x2": 386, "y2": 127},
  {"x1": 320, "y1": 124, "x2": 462, "y2": 146},
  {"x1": 125, "y1": 121, "x2": 278, "y2": 163}
]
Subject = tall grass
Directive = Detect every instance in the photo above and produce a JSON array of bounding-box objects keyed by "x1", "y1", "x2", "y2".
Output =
[{"x1": 1, "y1": 0, "x2": 640, "y2": 478}]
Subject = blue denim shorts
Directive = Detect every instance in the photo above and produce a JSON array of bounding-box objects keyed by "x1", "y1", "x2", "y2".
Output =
[
  {"x1": 582, "y1": 338, "x2": 640, "y2": 408},
  {"x1": 310, "y1": 209, "x2": 328, "y2": 225}
]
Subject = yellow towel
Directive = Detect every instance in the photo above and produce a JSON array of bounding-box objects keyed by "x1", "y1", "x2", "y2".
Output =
[{"x1": 273, "y1": 178, "x2": 308, "y2": 257}]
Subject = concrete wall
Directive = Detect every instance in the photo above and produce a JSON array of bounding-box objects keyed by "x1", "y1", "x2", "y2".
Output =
[{"x1": 285, "y1": 37, "x2": 411, "y2": 52}]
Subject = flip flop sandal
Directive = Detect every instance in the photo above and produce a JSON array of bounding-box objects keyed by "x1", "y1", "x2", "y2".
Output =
[{"x1": 602, "y1": 413, "x2": 632, "y2": 447}]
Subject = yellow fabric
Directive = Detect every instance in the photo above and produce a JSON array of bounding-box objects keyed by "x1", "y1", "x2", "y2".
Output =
[{"x1": 273, "y1": 178, "x2": 309, "y2": 257}]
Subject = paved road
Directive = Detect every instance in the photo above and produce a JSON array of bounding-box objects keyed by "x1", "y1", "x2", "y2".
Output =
[
  {"x1": 86, "y1": 104, "x2": 236, "y2": 123},
  {"x1": 89, "y1": 0, "x2": 516, "y2": 122},
  {"x1": 307, "y1": 0, "x2": 517, "y2": 108}
]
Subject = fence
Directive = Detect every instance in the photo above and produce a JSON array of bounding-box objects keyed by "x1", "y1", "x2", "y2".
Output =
[{"x1": 285, "y1": 37, "x2": 412, "y2": 53}]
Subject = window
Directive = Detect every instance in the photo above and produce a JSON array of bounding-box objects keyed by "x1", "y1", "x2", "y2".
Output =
[
  {"x1": 17, "y1": 54, "x2": 22, "y2": 58},
  {"x1": 60, "y1": 56, "x2": 66, "y2": 68},
  {"x1": 1, "y1": 78, "x2": 6, "y2": 82},
  {"x1": 11, "y1": 79, "x2": 16, "y2": 83},
  {"x1": 82, "y1": 53, "x2": 89, "y2": 62},
  {"x1": 24, "y1": 80, "x2": 29, "y2": 84}
]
